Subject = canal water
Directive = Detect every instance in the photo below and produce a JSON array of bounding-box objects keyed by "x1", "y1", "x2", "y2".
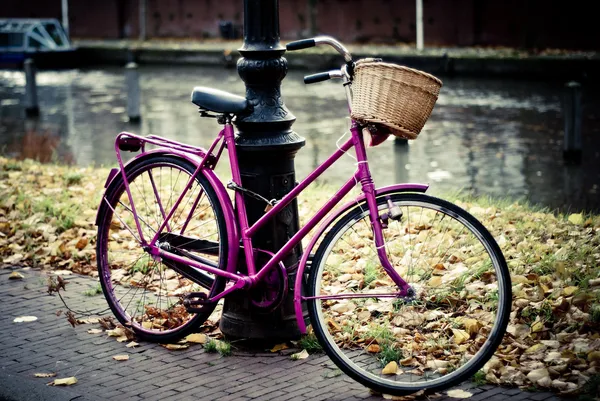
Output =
[{"x1": 0, "y1": 65, "x2": 599, "y2": 212}]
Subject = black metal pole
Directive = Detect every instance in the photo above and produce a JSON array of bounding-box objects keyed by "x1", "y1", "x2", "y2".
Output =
[{"x1": 219, "y1": 0, "x2": 306, "y2": 340}]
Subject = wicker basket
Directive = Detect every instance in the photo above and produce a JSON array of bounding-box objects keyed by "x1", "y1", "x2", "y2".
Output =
[{"x1": 351, "y1": 59, "x2": 443, "y2": 139}]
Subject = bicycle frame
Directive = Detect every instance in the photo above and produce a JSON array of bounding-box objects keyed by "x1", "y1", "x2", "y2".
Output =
[{"x1": 105, "y1": 118, "x2": 429, "y2": 333}]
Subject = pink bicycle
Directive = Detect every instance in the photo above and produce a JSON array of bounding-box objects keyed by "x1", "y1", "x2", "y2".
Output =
[{"x1": 96, "y1": 36, "x2": 511, "y2": 395}]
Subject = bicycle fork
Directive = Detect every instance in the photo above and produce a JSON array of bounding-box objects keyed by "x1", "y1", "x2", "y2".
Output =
[{"x1": 351, "y1": 124, "x2": 413, "y2": 298}]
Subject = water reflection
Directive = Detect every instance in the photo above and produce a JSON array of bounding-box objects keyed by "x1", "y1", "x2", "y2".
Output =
[{"x1": 0, "y1": 65, "x2": 598, "y2": 212}]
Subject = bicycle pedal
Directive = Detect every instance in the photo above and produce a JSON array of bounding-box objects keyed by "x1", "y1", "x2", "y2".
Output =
[{"x1": 183, "y1": 292, "x2": 211, "y2": 312}]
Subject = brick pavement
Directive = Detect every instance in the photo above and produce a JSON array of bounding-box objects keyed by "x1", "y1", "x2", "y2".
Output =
[{"x1": 0, "y1": 267, "x2": 567, "y2": 401}]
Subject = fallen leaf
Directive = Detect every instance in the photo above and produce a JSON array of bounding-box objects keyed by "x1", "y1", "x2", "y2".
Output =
[
  {"x1": 562, "y1": 286, "x2": 578, "y2": 296},
  {"x1": 3, "y1": 253, "x2": 23, "y2": 264},
  {"x1": 106, "y1": 327, "x2": 125, "y2": 337},
  {"x1": 116, "y1": 336, "x2": 129, "y2": 343},
  {"x1": 461, "y1": 318, "x2": 483, "y2": 336},
  {"x1": 428, "y1": 276, "x2": 442, "y2": 287},
  {"x1": 8, "y1": 271, "x2": 24, "y2": 280},
  {"x1": 447, "y1": 389, "x2": 472, "y2": 398},
  {"x1": 367, "y1": 344, "x2": 381, "y2": 353},
  {"x1": 112, "y1": 355, "x2": 129, "y2": 361},
  {"x1": 161, "y1": 343, "x2": 189, "y2": 350},
  {"x1": 527, "y1": 368, "x2": 550, "y2": 382},
  {"x1": 185, "y1": 333, "x2": 207, "y2": 344},
  {"x1": 79, "y1": 318, "x2": 100, "y2": 324},
  {"x1": 291, "y1": 349, "x2": 309, "y2": 360},
  {"x1": 426, "y1": 359, "x2": 450, "y2": 370},
  {"x1": 567, "y1": 213, "x2": 583, "y2": 225},
  {"x1": 48, "y1": 377, "x2": 78, "y2": 386},
  {"x1": 400, "y1": 356, "x2": 416, "y2": 366},
  {"x1": 452, "y1": 329, "x2": 470, "y2": 344},
  {"x1": 588, "y1": 351, "x2": 600, "y2": 362},
  {"x1": 34, "y1": 373, "x2": 56, "y2": 378},
  {"x1": 126, "y1": 341, "x2": 139, "y2": 348},
  {"x1": 66, "y1": 311, "x2": 79, "y2": 327},
  {"x1": 270, "y1": 343, "x2": 288, "y2": 352},
  {"x1": 13, "y1": 316, "x2": 37, "y2": 323},
  {"x1": 75, "y1": 238, "x2": 88, "y2": 250},
  {"x1": 525, "y1": 344, "x2": 546, "y2": 354},
  {"x1": 87, "y1": 329, "x2": 103, "y2": 334},
  {"x1": 382, "y1": 361, "x2": 398, "y2": 375},
  {"x1": 98, "y1": 317, "x2": 116, "y2": 330},
  {"x1": 537, "y1": 376, "x2": 552, "y2": 387},
  {"x1": 531, "y1": 320, "x2": 544, "y2": 333}
]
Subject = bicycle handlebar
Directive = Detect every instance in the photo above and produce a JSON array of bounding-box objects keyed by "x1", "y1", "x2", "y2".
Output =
[
  {"x1": 304, "y1": 72, "x2": 331, "y2": 84},
  {"x1": 286, "y1": 38, "x2": 315, "y2": 51},
  {"x1": 304, "y1": 70, "x2": 344, "y2": 85},
  {"x1": 286, "y1": 35, "x2": 352, "y2": 63}
]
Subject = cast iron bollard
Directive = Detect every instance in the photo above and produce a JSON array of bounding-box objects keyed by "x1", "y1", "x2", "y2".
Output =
[
  {"x1": 125, "y1": 62, "x2": 141, "y2": 123},
  {"x1": 563, "y1": 81, "x2": 582, "y2": 164},
  {"x1": 219, "y1": 0, "x2": 306, "y2": 340},
  {"x1": 24, "y1": 59, "x2": 39, "y2": 117}
]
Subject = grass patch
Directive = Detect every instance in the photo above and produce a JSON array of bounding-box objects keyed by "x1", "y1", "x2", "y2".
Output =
[
  {"x1": 204, "y1": 339, "x2": 231, "y2": 356},
  {"x1": 131, "y1": 255, "x2": 153, "y2": 274},
  {"x1": 521, "y1": 300, "x2": 554, "y2": 325},
  {"x1": 378, "y1": 343, "x2": 402, "y2": 367},
  {"x1": 364, "y1": 324, "x2": 394, "y2": 344},
  {"x1": 297, "y1": 332, "x2": 323, "y2": 353},
  {"x1": 83, "y1": 283, "x2": 103, "y2": 297},
  {"x1": 590, "y1": 304, "x2": 600, "y2": 324},
  {"x1": 32, "y1": 194, "x2": 78, "y2": 233},
  {"x1": 472, "y1": 369, "x2": 486, "y2": 386},
  {"x1": 63, "y1": 171, "x2": 83, "y2": 186},
  {"x1": 3, "y1": 161, "x2": 21, "y2": 171},
  {"x1": 363, "y1": 261, "x2": 378, "y2": 287}
]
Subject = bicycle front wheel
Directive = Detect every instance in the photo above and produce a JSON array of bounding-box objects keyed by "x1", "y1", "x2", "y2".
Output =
[
  {"x1": 307, "y1": 193, "x2": 511, "y2": 396},
  {"x1": 96, "y1": 155, "x2": 228, "y2": 342}
]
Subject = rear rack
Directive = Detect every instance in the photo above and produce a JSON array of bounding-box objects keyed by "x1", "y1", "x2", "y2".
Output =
[{"x1": 116, "y1": 132, "x2": 210, "y2": 156}]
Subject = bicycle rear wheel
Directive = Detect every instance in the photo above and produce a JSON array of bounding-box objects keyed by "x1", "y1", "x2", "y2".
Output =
[
  {"x1": 96, "y1": 155, "x2": 228, "y2": 342},
  {"x1": 307, "y1": 193, "x2": 511, "y2": 395}
]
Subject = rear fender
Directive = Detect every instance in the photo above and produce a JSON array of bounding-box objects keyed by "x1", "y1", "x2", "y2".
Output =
[
  {"x1": 96, "y1": 148, "x2": 239, "y2": 274},
  {"x1": 293, "y1": 183, "x2": 428, "y2": 333}
]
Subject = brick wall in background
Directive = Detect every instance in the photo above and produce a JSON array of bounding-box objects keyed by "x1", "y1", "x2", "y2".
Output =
[{"x1": 1, "y1": 0, "x2": 597, "y2": 50}]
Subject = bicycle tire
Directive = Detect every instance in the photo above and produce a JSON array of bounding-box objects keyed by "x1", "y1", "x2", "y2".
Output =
[
  {"x1": 307, "y1": 192, "x2": 511, "y2": 395},
  {"x1": 96, "y1": 155, "x2": 228, "y2": 342}
]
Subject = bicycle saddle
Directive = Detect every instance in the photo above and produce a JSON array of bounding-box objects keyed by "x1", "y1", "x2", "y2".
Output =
[{"x1": 191, "y1": 87, "x2": 249, "y2": 114}]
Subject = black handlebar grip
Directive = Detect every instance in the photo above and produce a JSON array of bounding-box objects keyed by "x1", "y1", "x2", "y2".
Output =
[
  {"x1": 304, "y1": 72, "x2": 331, "y2": 84},
  {"x1": 286, "y1": 39, "x2": 316, "y2": 51}
]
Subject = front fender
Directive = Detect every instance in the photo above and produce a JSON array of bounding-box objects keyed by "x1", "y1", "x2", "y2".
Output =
[
  {"x1": 293, "y1": 183, "x2": 428, "y2": 333},
  {"x1": 96, "y1": 148, "x2": 239, "y2": 274}
]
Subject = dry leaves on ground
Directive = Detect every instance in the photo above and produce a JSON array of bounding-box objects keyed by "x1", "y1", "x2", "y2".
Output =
[{"x1": 2, "y1": 157, "x2": 600, "y2": 394}]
